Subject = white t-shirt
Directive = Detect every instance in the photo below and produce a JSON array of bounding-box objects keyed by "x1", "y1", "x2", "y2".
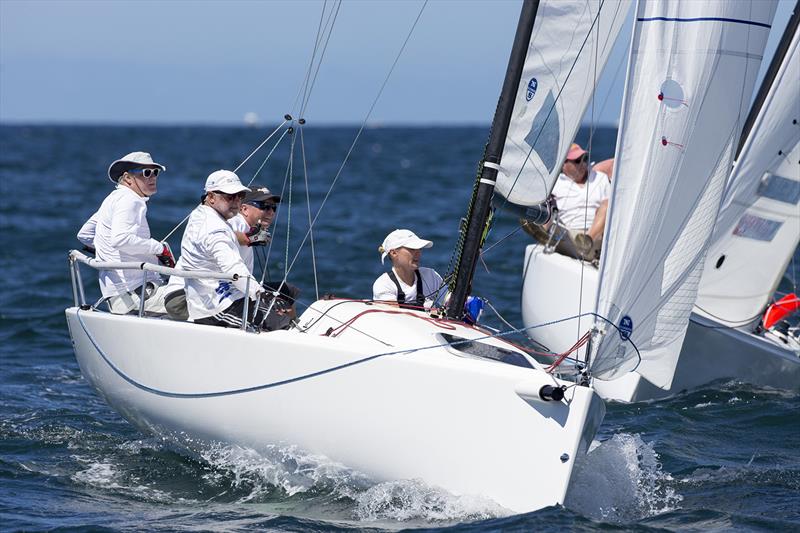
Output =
[
  {"x1": 179, "y1": 205, "x2": 260, "y2": 320},
  {"x1": 77, "y1": 186, "x2": 163, "y2": 297},
  {"x1": 551, "y1": 169, "x2": 611, "y2": 232},
  {"x1": 372, "y1": 267, "x2": 444, "y2": 308},
  {"x1": 228, "y1": 213, "x2": 254, "y2": 273}
]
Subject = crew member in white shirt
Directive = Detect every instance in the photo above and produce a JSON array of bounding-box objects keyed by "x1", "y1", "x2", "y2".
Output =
[
  {"x1": 551, "y1": 143, "x2": 611, "y2": 253},
  {"x1": 179, "y1": 170, "x2": 277, "y2": 328},
  {"x1": 77, "y1": 151, "x2": 175, "y2": 314},
  {"x1": 227, "y1": 185, "x2": 280, "y2": 273},
  {"x1": 373, "y1": 229, "x2": 444, "y2": 308}
]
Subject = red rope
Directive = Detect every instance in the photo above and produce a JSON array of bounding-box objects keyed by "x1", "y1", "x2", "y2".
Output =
[
  {"x1": 546, "y1": 330, "x2": 592, "y2": 373},
  {"x1": 328, "y1": 308, "x2": 457, "y2": 337}
]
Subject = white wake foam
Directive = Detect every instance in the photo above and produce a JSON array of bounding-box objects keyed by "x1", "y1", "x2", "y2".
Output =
[{"x1": 565, "y1": 433, "x2": 682, "y2": 522}]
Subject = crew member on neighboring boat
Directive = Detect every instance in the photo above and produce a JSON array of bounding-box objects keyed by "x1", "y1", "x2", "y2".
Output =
[
  {"x1": 76, "y1": 151, "x2": 175, "y2": 314},
  {"x1": 373, "y1": 229, "x2": 444, "y2": 309},
  {"x1": 550, "y1": 143, "x2": 611, "y2": 256},
  {"x1": 176, "y1": 170, "x2": 276, "y2": 328}
]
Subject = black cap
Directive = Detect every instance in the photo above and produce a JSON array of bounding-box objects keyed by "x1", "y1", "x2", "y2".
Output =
[{"x1": 243, "y1": 185, "x2": 280, "y2": 204}]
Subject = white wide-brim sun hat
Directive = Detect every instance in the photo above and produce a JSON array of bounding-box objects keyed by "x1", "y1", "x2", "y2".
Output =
[
  {"x1": 107, "y1": 151, "x2": 166, "y2": 182},
  {"x1": 380, "y1": 229, "x2": 433, "y2": 264},
  {"x1": 204, "y1": 170, "x2": 251, "y2": 195}
]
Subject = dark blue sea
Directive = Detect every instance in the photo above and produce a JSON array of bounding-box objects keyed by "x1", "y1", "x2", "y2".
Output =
[{"x1": 1, "y1": 124, "x2": 798, "y2": 532}]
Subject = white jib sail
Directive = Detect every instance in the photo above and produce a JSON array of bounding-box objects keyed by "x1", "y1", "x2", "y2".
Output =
[
  {"x1": 697, "y1": 22, "x2": 800, "y2": 326},
  {"x1": 495, "y1": 0, "x2": 631, "y2": 208},
  {"x1": 591, "y1": 0, "x2": 777, "y2": 387}
]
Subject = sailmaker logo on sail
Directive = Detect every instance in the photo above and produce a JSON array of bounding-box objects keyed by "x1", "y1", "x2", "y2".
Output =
[
  {"x1": 526, "y1": 78, "x2": 538, "y2": 101},
  {"x1": 619, "y1": 316, "x2": 633, "y2": 341}
]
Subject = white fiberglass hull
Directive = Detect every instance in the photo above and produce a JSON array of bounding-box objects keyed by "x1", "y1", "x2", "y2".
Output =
[
  {"x1": 521, "y1": 245, "x2": 800, "y2": 403},
  {"x1": 65, "y1": 299, "x2": 605, "y2": 514}
]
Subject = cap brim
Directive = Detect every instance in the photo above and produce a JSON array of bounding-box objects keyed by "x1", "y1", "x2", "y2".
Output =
[
  {"x1": 404, "y1": 237, "x2": 433, "y2": 250},
  {"x1": 214, "y1": 184, "x2": 251, "y2": 194},
  {"x1": 107, "y1": 160, "x2": 166, "y2": 182}
]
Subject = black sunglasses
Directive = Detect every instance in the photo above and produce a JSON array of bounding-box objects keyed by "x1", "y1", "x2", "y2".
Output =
[
  {"x1": 567, "y1": 154, "x2": 588, "y2": 165},
  {"x1": 128, "y1": 167, "x2": 160, "y2": 178},
  {"x1": 247, "y1": 201, "x2": 277, "y2": 211},
  {"x1": 213, "y1": 191, "x2": 246, "y2": 201}
]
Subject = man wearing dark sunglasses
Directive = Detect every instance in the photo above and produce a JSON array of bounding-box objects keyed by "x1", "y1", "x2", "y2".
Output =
[
  {"x1": 173, "y1": 169, "x2": 279, "y2": 329},
  {"x1": 550, "y1": 143, "x2": 611, "y2": 258},
  {"x1": 228, "y1": 185, "x2": 281, "y2": 274},
  {"x1": 76, "y1": 151, "x2": 175, "y2": 314}
]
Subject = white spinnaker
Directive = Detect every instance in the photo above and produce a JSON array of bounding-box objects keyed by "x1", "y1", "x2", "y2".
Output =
[
  {"x1": 591, "y1": 0, "x2": 777, "y2": 387},
  {"x1": 495, "y1": 0, "x2": 631, "y2": 208},
  {"x1": 697, "y1": 24, "x2": 800, "y2": 326}
]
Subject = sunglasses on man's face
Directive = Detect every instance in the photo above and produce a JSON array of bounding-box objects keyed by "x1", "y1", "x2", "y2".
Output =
[
  {"x1": 247, "y1": 201, "x2": 277, "y2": 211},
  {"x1": 128, "y1": 168, "x2": 160, "y2": 178},
  {"x1": 213, "y1": 191, "x2": 246, "y2": 202},
  {"x1": 567, "y1": 154, "x2": 588, "y2": 165}
]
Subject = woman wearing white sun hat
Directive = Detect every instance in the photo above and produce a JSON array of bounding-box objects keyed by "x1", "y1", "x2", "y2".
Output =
[
  {"x1": 372, "y1": 229, "x2": 444, "y2": 309},
  {"x1": 76, "y1": 151, "x2": 175, "y2": 315}
]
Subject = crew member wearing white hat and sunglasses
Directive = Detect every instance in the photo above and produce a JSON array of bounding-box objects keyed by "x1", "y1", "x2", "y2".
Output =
[
  {"x1": 177, "y1": 170, "x2": 279, "y2": 329},
  {"x1": 373, "y1": 229, "x2": 444, "y2": 309},
  {"x1": 77, "y1": 151, "x2": 175, "y2": 314}
]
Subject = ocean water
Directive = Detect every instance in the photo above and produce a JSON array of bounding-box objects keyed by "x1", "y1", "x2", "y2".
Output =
[{"x1": 0, "y1": 124, "x2": 798, "y2": 532}]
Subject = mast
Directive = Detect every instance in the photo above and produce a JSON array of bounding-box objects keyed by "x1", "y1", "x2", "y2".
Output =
[
  {"x1": 445, "y1": 0, "x2": 539, "y2": 319},
  {"x1": 735, "y1": 0, "x2": 800, "y2": 159}
]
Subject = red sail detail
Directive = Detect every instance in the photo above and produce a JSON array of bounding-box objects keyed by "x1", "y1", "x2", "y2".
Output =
[{"x1": 763, "y1": 293, "x2": 800, "y2": 329}]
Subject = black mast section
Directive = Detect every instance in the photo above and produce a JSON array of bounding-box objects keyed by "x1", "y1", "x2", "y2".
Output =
[
  {"x1": 445, "y1": 0, "x2": 539, "y2": 319},
  {"x1": 735, "y1": 0, "x2": 800, "y2": 159}
]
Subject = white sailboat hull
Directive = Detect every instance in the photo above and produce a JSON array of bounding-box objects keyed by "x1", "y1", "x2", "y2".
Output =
[
  {"x1": 65, "y1": 299, "x2": 605, "y2": 513},
  {"x1": 522, "y1": 245, "x2": 800, "y2": 402}
]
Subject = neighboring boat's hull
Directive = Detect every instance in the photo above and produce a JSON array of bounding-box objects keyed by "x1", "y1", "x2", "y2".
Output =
[
  {"x1": 65, "y1": 300, "x2": 605, "y2": 513},
  {"x1": 522, "y1": 245, "x2": 800, "y2": 402}
]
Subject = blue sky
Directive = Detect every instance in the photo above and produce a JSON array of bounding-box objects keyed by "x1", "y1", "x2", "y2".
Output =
[{"x1": 0, "y1": 0, "x2": 794, "y2": 126}]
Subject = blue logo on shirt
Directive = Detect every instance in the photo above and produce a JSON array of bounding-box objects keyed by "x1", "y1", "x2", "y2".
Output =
[
  {"x1": 526, "y1": 78, "x2": 538, "y2": 101},
  {"x1": 216, "y1": 281, "x2": 233, "y2": 303},
  {"x1": 618, "y1": 315, "x2": 633, "y2": 340}
]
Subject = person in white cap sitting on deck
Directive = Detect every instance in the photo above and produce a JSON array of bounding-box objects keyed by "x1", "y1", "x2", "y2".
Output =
[
  {"x1": 373, "y1": 229, "x2": 444, "y2": 309},
  {"x1": 177, "y1": 170, "x2": 290, "y2": 329},
  {"x1": 76, "y1": 151, "x2": 175, "y2": 314}
]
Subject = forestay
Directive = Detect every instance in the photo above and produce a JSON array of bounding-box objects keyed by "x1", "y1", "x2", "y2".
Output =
[
  {"x1": 697, "y1": 17, "x2": 800, "y2": 326},
  {"x1": 591, "y1": 0, "x2": 777, "y2": 387},
  {"x1": 494, "y1": 0, "x2": 631, "y2": 208}
]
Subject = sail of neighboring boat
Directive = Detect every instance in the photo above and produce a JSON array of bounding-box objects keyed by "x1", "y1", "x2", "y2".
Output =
[
  {"x1": 696, "y1": 2, "x2": 800, "y2": 328},
  {"x1": 590, "y1": 0, "x2": 778, "y2": 387},
  {"x1": 494, "y1": 0, "x2": 631, "y2": 208}
]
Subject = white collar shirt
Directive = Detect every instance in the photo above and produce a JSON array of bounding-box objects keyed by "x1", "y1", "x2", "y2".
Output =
[
  {"x1": 78, "y1": 186, "x2": 163, "y2": 297},
  {"x1": 228, "y1": 213, "x2": 254, "y2": 274},
  {"x1": 551, "y1": 169, "x2": 611, "y2": 232}
]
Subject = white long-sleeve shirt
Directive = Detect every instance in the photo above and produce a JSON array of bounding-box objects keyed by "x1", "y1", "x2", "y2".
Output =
[
  {"x1": 180, "y1": 205, "x2": 260, "y2": 320},
  {"x1": 77, "y1": 186, "x2": 163, "y2": 297},
  {"x1": 228, "y1": 213, "x2": 254, "y2": 273}
]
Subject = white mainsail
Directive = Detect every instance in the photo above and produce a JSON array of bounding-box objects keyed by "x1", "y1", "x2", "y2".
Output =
[
  {"x1": 495, "y1": 0, "x2": 631, "y2": 208},
  {"x1": 697, "y1": 18, "x2": 800, "y2": 326},
  {"x1": 591, "y1": 0, "x2": 777, "y2": 387}
]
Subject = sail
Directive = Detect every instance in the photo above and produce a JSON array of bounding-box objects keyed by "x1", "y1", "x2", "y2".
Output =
[
  {"x1": 591, "y1": 0, "x2": 777, "y2": 387},
  {"x1": 494, "y1": 0, "x2": 631, "y2": 208},
  {"x1": 697, "y1": 16, "x2": 800, "y2": 326}
]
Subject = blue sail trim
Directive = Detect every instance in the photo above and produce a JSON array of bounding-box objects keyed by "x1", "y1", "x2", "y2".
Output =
[{"x1": 636, "y1": 16, "x2": 771, "y2": 29}]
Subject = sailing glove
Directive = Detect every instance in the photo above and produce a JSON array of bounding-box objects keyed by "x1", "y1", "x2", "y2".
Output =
[
  {"x1": 246, "y1": 226, "x2": 271, "y2": 247},
  {"x1": 157, "y1": 242, "x2": 176, "y2": 268}
]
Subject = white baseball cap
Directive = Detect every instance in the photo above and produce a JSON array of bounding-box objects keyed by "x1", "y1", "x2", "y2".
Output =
[
  {"x1": 204, "y1": 170, "x2": 251, "y2": 194},
  {"x1": 379, "y1": 229, "x2": 433, "y2": 264},
  {"x1": 107, "y1": 151, "x2": 166, "y2": 182}
]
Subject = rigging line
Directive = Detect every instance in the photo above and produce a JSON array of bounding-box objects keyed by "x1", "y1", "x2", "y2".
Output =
[
  {"x1": 234, "y1": 119, "x2": 291, "y2": 174},
  {"x1": 299, "y1": 125, "x2": 320, "y2": 300},
  {"x1": 245, "y1": 127, "x2": 291, "y2": 187},
  {"x1": 495, "y1": 0, "x2": 610, "y2": 216},
  {"x1": 262, "y1": 135, "x2": 296, "y2": 283},
  {"x1": 299, "y1": 0, "x2": 342, "y2": 118},
  {"x1": 158, "y1": 119, "x2": 290, "y2": 243},
  {"x1": 278, "y1": 0, "x2": 429, "y2": 285},
  {"x1": 481, "y1": 224, "x2": 522, "y2": 256},
  {"x1": 289, "y1": 0, "x2": 333, "y2": 117},
  {"x1": 284, "y1": 128, "x2": 297, "y2": 280}
]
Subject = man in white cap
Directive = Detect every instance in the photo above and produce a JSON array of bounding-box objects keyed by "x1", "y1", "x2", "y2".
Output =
[
  {"x1": 373, "y1": 229, "x2": 444, "y2": 308},
  {"x1": 177, "y1": 170, "x2": 281, "y2": 328},
  {"x1": 77, "y1": 151, "x2": 175, "y2": 314},
  {"x1": 550, "y1": 142, "x2": 611, "y2": 256}
]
